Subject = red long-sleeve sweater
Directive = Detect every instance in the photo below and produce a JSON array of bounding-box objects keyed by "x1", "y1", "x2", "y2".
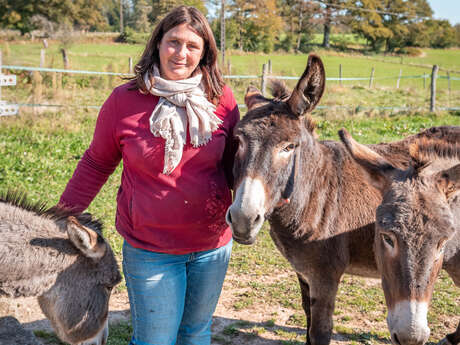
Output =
[{"x1": 59, "y1": 82, "x2": 240, "y2": 254}]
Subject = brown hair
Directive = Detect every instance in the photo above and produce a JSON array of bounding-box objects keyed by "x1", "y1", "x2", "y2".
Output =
[{"x1": 132, "y1": 6, "x2": 224, "y2": 105}]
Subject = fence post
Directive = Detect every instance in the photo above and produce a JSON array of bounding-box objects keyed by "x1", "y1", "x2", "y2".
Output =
[
  {"x1": 32, "y1": 71, "x2": 43, "y2": 111},
  {"x1": 227, "y1": 60, "x2": 232, "y2": 75},
  {"x1": 369, "y1": 67, "x2": 375, "y2": 88},
  {"x1": 423, "y1": 73, "x2": 426, "y2": 89},
  {"x1": 447, "y1": 71, "x2": 451, "y2": 94},
  {"x1": 268, "y1": 59, "x2": 272, "y2": 74},
  {"x1": 61, "y1": 48, "x2": 69, "y2": 69},
  {"x1": 430, "y1": 64, "x2": 438, "y2": 113},
  {"x1": 56, "y1": 72, "x2": 63, "y2": 100},
  {"x1": 40, "y1": 49, "x2": 46, "y2": 68},
  {"x1": 261, "y1": 63, "x2": 268, "y2": 96},
  {"x1": 339, "y1": 64, "x2": 342, "y2": 87},
  {"x1": 129, "y1": 57, "x2": 133, "y2": 74},
  {"x1": 396, "y1": 69, "x2": 402, "y2": 89},
  {"x1": 447, "y1": 71, "x2": 451, "y2": 107}
]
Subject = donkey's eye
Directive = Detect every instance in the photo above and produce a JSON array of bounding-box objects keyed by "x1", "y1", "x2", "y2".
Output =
[
  {"x1": 382, "y1": 233, "x2": 395, "y2": 248},
  {"x1": 283, "y1": 143, "x2": 295, "y2": 152}
]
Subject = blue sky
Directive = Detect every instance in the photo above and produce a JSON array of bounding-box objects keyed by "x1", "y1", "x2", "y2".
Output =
[{"x1": 426, "y1": 0, "x2": 460, "y2": 25}]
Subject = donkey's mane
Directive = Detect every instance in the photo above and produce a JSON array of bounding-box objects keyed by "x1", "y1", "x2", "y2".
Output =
[
  {"x1": 269, "y1": 79, "x2": 317, "y2": 133},
  {"x1": 270, "y1": 80, "x2": 291, "y2": 101},
  {"x1": 0, "y1": 190, "x2": 103, "y2": 233},
  {"x1": 410, "y1": 132, "x2": 460, "y2": 165}
]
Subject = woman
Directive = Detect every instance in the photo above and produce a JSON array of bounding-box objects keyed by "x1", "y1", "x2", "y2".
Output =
[{"x1": 59, "y1": 6, "x2": 239, "y2": 345}]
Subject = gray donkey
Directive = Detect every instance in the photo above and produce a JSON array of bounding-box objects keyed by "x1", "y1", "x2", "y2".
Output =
[
  {"x1": 0, "y1": 191, "x2": 122, "y2": 345},
  {"x1": 340, "y1": 128, "x2": 460, "y2": 345}
]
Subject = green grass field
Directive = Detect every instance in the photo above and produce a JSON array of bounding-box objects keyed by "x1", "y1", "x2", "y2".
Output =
[
  {"x1": 1, "y1": 41, "x2": 459, "y2": 117},
  {"x1": 0, "y1": 41, "x2": 459, "y2": 344}
]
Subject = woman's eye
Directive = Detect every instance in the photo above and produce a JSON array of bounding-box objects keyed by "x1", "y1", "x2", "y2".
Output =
[
  {"x1": 283, "y1": 143, "x2": 295, "y2": 152},
  {"x1": 382, "y1": 234, "x2": 394, "y2": 248}
]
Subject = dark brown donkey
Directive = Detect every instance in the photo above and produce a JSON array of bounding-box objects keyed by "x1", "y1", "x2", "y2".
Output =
[
  {"x1": 225, "y1": 54, "x2": 459, "y2": 345},
  {"x1": 0, "y1": 191, "x2": 122, "y2": 345},
  {"x1": 339, "y1": 128, "x2": 460, "y2": 345}
]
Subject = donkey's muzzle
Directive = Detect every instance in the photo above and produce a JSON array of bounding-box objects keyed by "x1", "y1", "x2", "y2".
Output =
[
  {"x1": 226, "y1": 176, "x2": 266, "y2": 244},
  {"x1": 387, "y1": 301, "x2": 430, "y2": 345},
  {"x1": 226, "y1": 206, "x2": 264, "y2": 245}
]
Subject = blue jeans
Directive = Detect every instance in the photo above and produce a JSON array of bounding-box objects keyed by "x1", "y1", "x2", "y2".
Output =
[{"x1": 122, "y1": 240, "x2": 232, "y2": 345}]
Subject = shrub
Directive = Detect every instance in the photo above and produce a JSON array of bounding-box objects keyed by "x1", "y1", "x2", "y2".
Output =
[
  {"x1": 406, "y1": 47, "x2": 423, "y2": 57},
  {"x1": 116, "y1": 27, "x2": 149, "y2": 44}
]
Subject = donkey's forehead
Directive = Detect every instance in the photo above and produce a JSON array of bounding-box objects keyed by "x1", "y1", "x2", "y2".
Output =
[
  {"x1": 378, "y1": 182, "x2": 455, "y2": 238},
  {"x1": 237, "y1": 104, "x2": 302, "y2": 139}
]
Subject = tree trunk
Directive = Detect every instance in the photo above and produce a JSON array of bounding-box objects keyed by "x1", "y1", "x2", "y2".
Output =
[
  {"x1": 322, "y1": 5, "x2": 331, "y2": 48},
  {"x1": 220, "y1": 0, "x2": 225, "y2": 67},
  {"x1": 296, "y1": 5, "x2": 304, "y2": 51},
  {"x1": 120, "y1": 0, "x2": 124, "y2": 33}
]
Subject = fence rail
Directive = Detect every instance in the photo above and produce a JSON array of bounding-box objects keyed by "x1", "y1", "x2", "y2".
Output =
[
  {"x1": 1, "y1": 62, "x2": 459, "y2": 116},
  {"x1": 3, "y1": 64, "x2": 460, "y2": 81}
]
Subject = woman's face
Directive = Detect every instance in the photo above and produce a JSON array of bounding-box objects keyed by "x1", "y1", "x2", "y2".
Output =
[{"x1": 158, "y1": 23, "x2": 204, "y2": 80}]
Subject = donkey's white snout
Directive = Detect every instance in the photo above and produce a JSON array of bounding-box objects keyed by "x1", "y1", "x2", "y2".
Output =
[
  {"x1": 387, "y1": 301, "x2": 430, "y2": 345},
  {"x1": 226, "y1": 177, "x2": 266, "y2": 244}
]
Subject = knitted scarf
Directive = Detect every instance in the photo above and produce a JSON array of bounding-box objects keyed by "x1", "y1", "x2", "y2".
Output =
[{"x1": 144, "y1": 66, "x2": 222, "y2": 174}]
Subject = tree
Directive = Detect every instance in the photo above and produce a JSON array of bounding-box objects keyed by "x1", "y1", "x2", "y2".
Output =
[
  {"x1": 455, "y1": 23, "x2": 460, "y2": 47},
  {"x1": 383, "y1": 0, "x2": 432, "y2": 51},
  {"x1": 0, "y1": 0, "x2": 73, "y2": 34},
  {"x1": 423, "y1": 19, "x2": 457, "y2": 48},
  {"x1": 133, "y1": 0, "x2": 152, "y2": 32},
  {"x1": 227, "y1": 0, "x2": 282, "y2": 52},
  {"x1": 279, "y1": 0, "x2": 319, "y2": 52},
  {"x1": 71, "y1": 0, "x2": 110, "y2": 31},
  {"x1": 347, "y1": 0, "x2": 392, "y2": 51},
  {"x1": 316, "y1": 0, "x2": 350, "y2": 48},
  {"x1": 347, "y1": 0, "x2": 433, "y2": 52},
  {"x1": 150, "y1": 0, "x2": 207, "y2": 24}
]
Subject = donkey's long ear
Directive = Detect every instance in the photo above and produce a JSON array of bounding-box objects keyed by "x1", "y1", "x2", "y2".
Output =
[
  {"x1": 244, "y1": 85, "x2": 270, "y2": 111},
  {"x1": 435, "y1": 164, "x2": 460, "y2": 199},
  {"x1": 67, "y1": 216, "x2": 106, "y2": 260},
  {"x1": 288, "y1": 54, "x2": 325, "y2": 117},
  {"x1": 339, "y1": 128, "x2": 397, "y2": 192}
]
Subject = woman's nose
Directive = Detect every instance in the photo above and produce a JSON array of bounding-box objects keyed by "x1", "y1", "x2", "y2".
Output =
[{"x1": 176, "y1": 44, "x2": 187, "y2": 58}]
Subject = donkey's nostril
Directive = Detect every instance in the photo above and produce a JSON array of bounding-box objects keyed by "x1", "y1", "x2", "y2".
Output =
[
  {"x1": 226, "y1": 210, "x2": 233, "y2": 224},
  {"x1": 393, "y1": 333, "x2": 401, "y2": 345},
  {"x1": 254, "y1": 214, "x2": 261, "y2": 224}
]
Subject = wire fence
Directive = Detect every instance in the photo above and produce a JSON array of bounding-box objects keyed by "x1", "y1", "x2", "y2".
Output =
[{"x1": 0, "y1": 62, "x2": 459, "y2": 116}]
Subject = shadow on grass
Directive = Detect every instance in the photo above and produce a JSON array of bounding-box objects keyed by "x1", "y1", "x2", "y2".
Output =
[
  {"x1": 211, "y1": 316, "x2": 393, "y2": 345},
  {"x1": 22, "y1": 309, "x2": 395, "y2": 345}
]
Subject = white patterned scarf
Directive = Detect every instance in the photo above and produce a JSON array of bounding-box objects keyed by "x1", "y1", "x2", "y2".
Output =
[{"x1": 144, "y1": 66, "x2": 222, "y2": 174}]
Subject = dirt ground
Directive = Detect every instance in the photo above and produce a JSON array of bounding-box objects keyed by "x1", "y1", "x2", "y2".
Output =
[{"x1": 0, "y1": 273, "x2": 387, "y2": 345}]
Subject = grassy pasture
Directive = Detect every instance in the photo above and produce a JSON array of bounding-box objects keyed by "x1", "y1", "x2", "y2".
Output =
[
  {"x1": 0, "y1": 42, "x2": 459, "y2": 344},
  {"x1": 1, "y1": 108, "x2": 459, "y2": 345}
]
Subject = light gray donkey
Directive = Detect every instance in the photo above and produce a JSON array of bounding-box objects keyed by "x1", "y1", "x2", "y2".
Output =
[
  {"x1": 340, "y1": 128, "x2": 460, "y2": 345},
  {"x1": 0, "y1": 191, "x2": 122, "y2": 345}
]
